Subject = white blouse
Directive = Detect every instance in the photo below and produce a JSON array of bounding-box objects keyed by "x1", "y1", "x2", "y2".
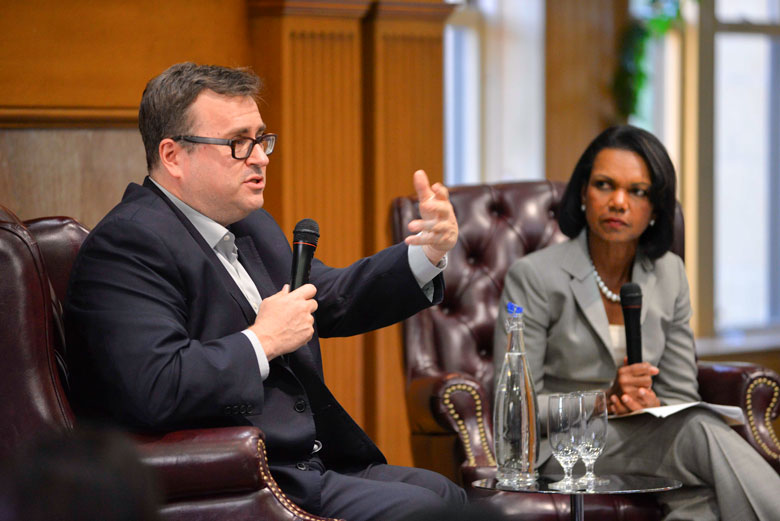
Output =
[{"x1": 608, "y1": 324, "x2": 627, "y2": 366}]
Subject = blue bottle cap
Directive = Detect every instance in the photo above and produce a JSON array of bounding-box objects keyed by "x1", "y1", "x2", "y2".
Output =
[{"x1": 506, "y1": 302, "x2": 523, "y2": 315}]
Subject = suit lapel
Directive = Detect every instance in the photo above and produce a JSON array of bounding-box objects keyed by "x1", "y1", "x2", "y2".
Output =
[
  {"x1": 234, "y1": 235, "x2": 277, "y2": 298},
  {"x1": 143, "y1": 178, "x2": 257, "y2": 324},
  {"x1": 564, "y1": 232, "x2": 613, "y2": 355},
  {"x1": 233, "y1": 231, "x2": 321, "y2": 377},
  {"x1": 632, "y1": 255, "x2": 656, "y2": 325},
  {"x1": 141, "y1": 179, "x2": 324, "y2": 380},
  {"x1": 564, "y1": 231, "x2": 657, "y2": 353}
]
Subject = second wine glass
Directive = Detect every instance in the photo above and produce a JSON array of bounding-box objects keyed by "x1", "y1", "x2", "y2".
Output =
[{"x1": 576, "y1": 391, "x2": 609, "y2": 488}]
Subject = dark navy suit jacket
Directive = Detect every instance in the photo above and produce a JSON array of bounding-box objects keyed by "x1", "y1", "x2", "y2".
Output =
[{"x1": 64, "y1": 178, "x2": 443, "y2": 509}]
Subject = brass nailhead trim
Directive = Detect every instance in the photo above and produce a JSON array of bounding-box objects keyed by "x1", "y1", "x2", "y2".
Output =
[
  {"x1": 442, "y1": 383, "x2": 496, "y2": 467},
  {"x1": 745, "y1": 377, "x2": 780, "y2": 460},
  {"x1": 256, "y1": 439, "x2": 344, "y2": 521}
]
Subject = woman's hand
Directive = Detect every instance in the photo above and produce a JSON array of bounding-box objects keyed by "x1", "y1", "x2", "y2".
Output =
[{"x1": 607, "y1": 359, "x2": 661, "y2": 415}]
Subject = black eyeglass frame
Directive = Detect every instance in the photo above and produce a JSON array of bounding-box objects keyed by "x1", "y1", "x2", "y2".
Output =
[{"x1": 172, "y1": 133, "x2": 277, "y2": 159}]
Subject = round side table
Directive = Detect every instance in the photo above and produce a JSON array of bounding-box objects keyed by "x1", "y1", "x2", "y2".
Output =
[{"x1": 473, "y1": 474, "x2": 682, "y2": 521}]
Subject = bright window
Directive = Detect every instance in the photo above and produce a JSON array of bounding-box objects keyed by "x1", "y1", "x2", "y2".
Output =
[
  {"x1": 711, "y1": 0, "x2": 780, "y2": 332},
  {"x1": 714, "y1": 32, "x2": 778, "y2": 330},
  {"x1": 443, "y1": 0, "x2": 545, "y2": 186}
]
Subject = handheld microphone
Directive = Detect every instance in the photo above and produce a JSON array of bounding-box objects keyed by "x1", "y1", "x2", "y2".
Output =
[
  {"x1": 620, "y1": 282, "x2": 642, "y2": 365},
  {"x1": 291, "y1": 219, "x2": 319, "y2": 290}
]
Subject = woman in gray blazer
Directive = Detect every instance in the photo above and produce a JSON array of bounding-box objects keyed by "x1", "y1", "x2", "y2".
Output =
[{"x1": 494, "y1": 125, "x2": 780, "y2": 520}]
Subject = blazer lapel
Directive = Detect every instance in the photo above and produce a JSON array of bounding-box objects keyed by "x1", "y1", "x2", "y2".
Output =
[
  {"x1": 233, "y1": 232, "x2": 320, "y2": 377},
  {"x1": 564, "y1": 232, "x2": 613, "y2": 355},
  {"x1": 234, "y1": 235, "x2": 277, "y2": 299},
  {"x1": 562, "y1": 232, "x2": 659, "y2": 365},
  {"x1": 143, "y1": 178, "x2": 256, "y2": 324},
  {"x1": 632, "y1": 254, "x2": 656, "y2": 325}
]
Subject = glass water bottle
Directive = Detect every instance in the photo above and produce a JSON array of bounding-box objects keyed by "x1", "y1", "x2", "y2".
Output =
[{"x1": 493, "y1": 302, "x2": 540, "y2": 488}]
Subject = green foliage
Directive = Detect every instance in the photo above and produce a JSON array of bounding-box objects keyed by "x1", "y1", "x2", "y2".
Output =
[
  {"x1": 612, "y1": 0, "x2": 682, "y2": 119},
  {"x1": 614, "y1": 20, "x2": 650, "y2": 119},
  {"x1": 647, "y1": 14, "x2": 675, "y2": 36}
]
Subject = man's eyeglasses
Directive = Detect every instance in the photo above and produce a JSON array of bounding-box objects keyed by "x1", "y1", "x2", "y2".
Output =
[{"x1": 172, "y1": 134, "x2": 277, "y2": 160}]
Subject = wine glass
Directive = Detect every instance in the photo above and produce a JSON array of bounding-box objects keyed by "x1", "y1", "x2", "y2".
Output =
[
  {"x1": 547, "y1": 393, "x2": 583, "y2": 491},
  {"x1": 576, "y1": 391, "x2": 610, "y2": 488}
]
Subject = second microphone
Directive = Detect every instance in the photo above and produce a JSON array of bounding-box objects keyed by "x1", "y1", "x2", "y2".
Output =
[{"x1": 620, "y1": 282, "x2": 642, "y2": 365}]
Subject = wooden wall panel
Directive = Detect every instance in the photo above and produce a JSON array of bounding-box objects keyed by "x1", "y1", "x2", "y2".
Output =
[
  {"x1": 363, "y1": 8, "x2": 452, "y2": 466},
  {"x1": 0, "y1": 0, "x2": 251, "y2": 230},
  {"x1": 249, "y1": 12, "x2": 368, "y2": 425},
  {"x1": 545, "y1": 0, "x2": 628, "y2": 181},
  {"x1": 0, "y1": 0, "x2": 250, "y2": 126},
  {"x1": 0, "y1": 129, "x2": 145, "y2": 226}
]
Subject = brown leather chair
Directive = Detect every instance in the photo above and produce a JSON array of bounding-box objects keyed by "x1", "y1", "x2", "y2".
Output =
[
  {"x1": 0, "y1": 205, "x2": 338, "y2": 521},
  {"x1": 391, "y1": 180, "x2": 780, "y2": 520}
]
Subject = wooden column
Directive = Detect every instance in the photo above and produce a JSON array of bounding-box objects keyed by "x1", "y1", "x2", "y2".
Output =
[
  {"x1": 237, "y1": 0, "x2": 453, "y2": 466},
  {"x1": 248, "y1": 0, "x2": 372, "y2": 426},
  {"x1": 362, "y1": 0, "x2": 454, "y2": 465},
  {"x1": 545, "y1": 0, "x2": 628, "y2": 181}
]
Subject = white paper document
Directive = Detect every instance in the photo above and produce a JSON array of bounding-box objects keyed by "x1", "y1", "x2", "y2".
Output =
[{"x1": 609, "y1": 401, "x2": 745, "y2": 426}]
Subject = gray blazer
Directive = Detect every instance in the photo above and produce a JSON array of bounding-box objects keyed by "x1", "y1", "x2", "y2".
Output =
[{"x1": 493, "y1": 231, "x2": 700, "y2": 464}]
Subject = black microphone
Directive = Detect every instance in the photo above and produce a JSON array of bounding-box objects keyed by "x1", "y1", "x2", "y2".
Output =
[
  {"x1": 291, "y1": 219, "x2": 319, "y2": 290},
  {"x1": 620, "y1": 283, "x2": 642, "y2": 365}
]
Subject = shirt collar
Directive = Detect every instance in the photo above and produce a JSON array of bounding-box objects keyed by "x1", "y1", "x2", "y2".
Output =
[{"x1": 149, "y1": 177, "x2": 230, "y2": 250}]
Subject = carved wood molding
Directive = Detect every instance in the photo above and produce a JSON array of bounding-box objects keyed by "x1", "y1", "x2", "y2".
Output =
[
  {"x1": 0, "y1": 107, "x2": 138, "y2": 128},
  {"x1": 248, "y1": 0, "x2": 372, "y2": 18},
  {"x1": 248, "y1": 0, "x2": 452, "y2": 20},
  {"x1": 367, "y1": 0, "x2": 455, "y2": 20}
]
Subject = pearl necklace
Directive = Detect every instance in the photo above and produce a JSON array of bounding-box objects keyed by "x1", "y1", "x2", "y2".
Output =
[{"x1": 590, "y1": 260, "x2": 621, "y2": 303}]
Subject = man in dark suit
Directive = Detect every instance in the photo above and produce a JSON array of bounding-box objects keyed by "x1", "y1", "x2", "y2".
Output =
[{"x1": 64, "y1": 62, "x2": 465, "y2": 520}]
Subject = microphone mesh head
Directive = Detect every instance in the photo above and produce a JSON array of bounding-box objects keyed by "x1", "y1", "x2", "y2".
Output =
[
  {"x1": 620, "y1": 282, "x2": 642, "y2": 306},
  {"x1": 293, "y1": 218, "x2": 320, "y2": 246}
]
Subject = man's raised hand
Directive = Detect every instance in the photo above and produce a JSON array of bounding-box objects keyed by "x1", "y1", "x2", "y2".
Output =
[{"x1": 404, "y1": 170, "x2": 458, "y2": 265}]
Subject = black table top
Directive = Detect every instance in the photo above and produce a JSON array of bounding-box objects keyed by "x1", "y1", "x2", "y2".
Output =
[{"x1": 473, "y1": 474, "x2": 682, "y2": 495}]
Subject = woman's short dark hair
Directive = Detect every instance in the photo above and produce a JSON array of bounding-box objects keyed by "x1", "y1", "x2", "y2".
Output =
[
  {"x1": 138, "y1": 62, "x2": 261, "y2": 172},
  {"x1": 557, "y1": 125, "x2": 677, "y2": 259}
]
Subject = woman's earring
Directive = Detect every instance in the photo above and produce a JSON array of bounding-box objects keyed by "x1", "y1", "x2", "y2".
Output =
[
  {"x1": 649, "y1": 219, "x2": 656, "y2": 227},
  {"x1": 581, "y1": 204, "x2": 586, "y2": 212}
]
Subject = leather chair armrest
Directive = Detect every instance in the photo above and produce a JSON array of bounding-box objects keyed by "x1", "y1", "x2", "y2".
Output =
[
  {"x1": 137, "y1": 427, "x2": 339, "y2": 521},
  {"x1": 136, "y1": 426, "x2": 341, "y2": 520},
  {"x1": 697, "y1": 361, "x2": 780, "y2": 473},
  {"x1": 407, "y1": 373, "x2": 496, "y2": 467},
  {"x1": 136, "y1": 426, "x2": 267, "y2": 501}
]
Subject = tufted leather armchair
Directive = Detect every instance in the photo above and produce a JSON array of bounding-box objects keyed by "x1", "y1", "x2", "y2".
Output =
[
  {"x1": 0, "y1": 204, "x2": 338, "y2": 521},
  {"x1": 391, "y1": 180, "x2": 780, "y2": 520}
]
